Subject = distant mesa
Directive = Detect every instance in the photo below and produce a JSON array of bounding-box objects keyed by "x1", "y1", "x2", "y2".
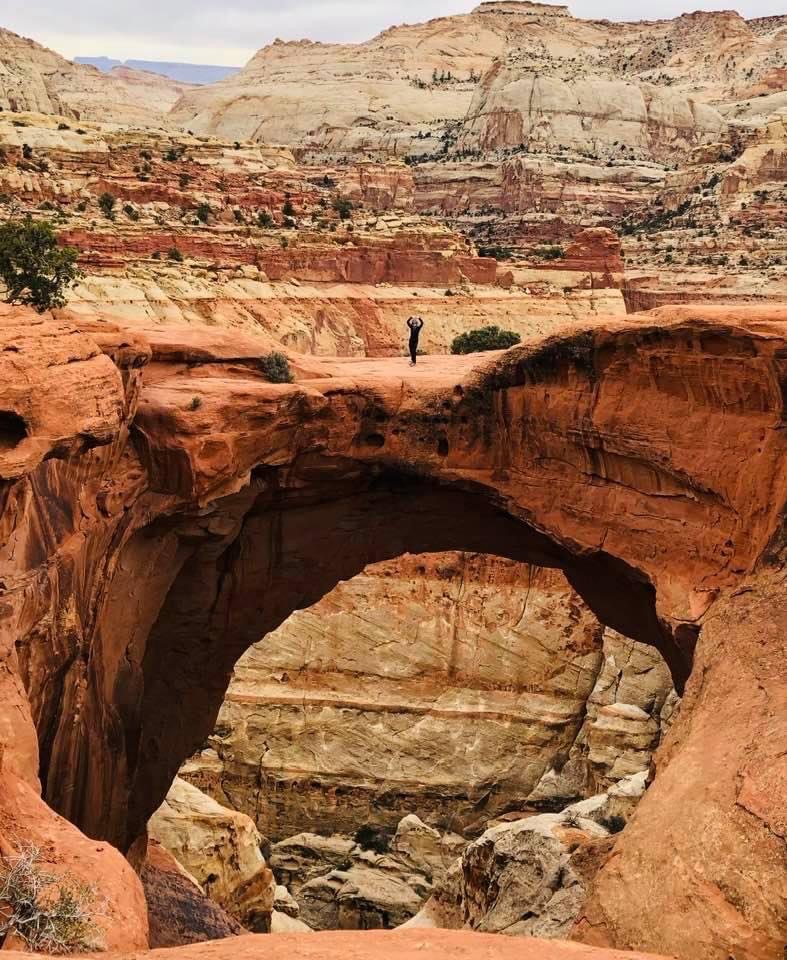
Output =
[{"x1": 74, "y1": 57, "x2": 241, "y2": 85}]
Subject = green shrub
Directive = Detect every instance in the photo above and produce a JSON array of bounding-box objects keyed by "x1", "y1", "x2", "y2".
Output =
[
  {"x1": 451, "y1": 325, "x2": 521, "y2": 355},
  {"x1": 478, "y1": 245, "x2": 513, "y2": 261},
  {"x1": 260, "y1": 351, "x2": 293, "y2": 384},
  {"x1": 187, "y1": 396, "x2": 202, "y2": 411},
  {"x1": 332, "y1": 196, "x2": 353, "y2": 220},
  {"x1": 0, "y1": 216, "x2": 82, "y2": 312},
  {"x1": 257, "y1": 210, "x2": 273, "y2": 228},
  {"x1": 354, "y1": 825, "x2": 391, "y2": 855},
  {"x1": 98, "y1": 193, "x2": 116, "y2": 219},
  {"x1": 0, "y1": 844, "x2": 104, "y2": 954},
  {"x1": 532, "y1": 245, "x2": 565, "y2": 261},
  {"x1": 167, "y1": 248, "x2": 183, "y2": 262},
  {"x1": 282, "y1": 199, "x2": 296, "y2": 218},
  {"x1": 195, "y1": 203, "x2": 211, "y2": 224},
  {"x1": 123, "y1": 204, "x2": 140, "y2": 221},
  {"x1": 600, "y1": 814, "x2": 626, "y2": 834}
]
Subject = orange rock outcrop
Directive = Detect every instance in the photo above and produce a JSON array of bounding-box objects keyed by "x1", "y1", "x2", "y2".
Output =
[{"x1": 0, "y1": 303, "x2": 785, "y2": 959}]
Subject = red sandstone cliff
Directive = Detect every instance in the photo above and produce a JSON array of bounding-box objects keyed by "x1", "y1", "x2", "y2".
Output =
[{"x1": 0, "y1": 305, "x2": 785, "y2": 959}]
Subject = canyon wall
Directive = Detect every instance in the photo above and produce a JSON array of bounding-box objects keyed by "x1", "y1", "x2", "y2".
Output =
[
  {"x1": 0, "y1": 115, "x2": 628, "y2": 355},
  {"x1": 183, "y1": 556, "x2": 672, "y2": 841},
  {"x1": 171, "y1": 5, "x2": 785, "y2": 160}
]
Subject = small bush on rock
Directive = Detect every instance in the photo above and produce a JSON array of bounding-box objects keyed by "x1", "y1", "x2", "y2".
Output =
[
  {"x1": 600, "y1": 814, "x2": 626, "y2": 834},
  {"x1": 451, "y1": 325, "x2": 521, "y2": 355},
  {"x1": 532, "y1": 245, "x2": 565, "y2": 261},
  {"x1": 354, "y1": 824, "x2": 391, "y2": 855},
  {"x1": 0, "y1": 844, "x2": 104, "y2": 954},
  {"x1": 332, "y1": 196, "x2": 353, "y2": 221},
  {"x1": 98, "y1": 193, "x2": 116, "y2": 219},
  {"x1": 260, "y1": 352, "x2": 293, "y2": 384}
]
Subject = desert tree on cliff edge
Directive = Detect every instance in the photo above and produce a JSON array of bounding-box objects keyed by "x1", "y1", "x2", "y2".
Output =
[{"x1": 0, "y1": 217, "x2": 82, "y2": 313}]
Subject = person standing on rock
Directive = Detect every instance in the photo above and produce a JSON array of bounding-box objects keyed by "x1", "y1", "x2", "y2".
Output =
[{"x1": 407, "y1": 316, "x2": 424, "y2": 365}]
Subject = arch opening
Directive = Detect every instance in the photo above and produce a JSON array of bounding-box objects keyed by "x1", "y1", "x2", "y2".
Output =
[
  {"x1": 28, "y1": 461, "x2": 681, "y2": 854},
  {"x1": 0, "y1": 410, "x2": 28, "y2": 451},
  {"x1": 152, "y1": 550, "x2": 676, "y2": 934}
]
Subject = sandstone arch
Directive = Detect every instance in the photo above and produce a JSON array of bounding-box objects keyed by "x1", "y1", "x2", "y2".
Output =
[{"x1": 1, "y1": 305, "x2": 785, "y2": 959}]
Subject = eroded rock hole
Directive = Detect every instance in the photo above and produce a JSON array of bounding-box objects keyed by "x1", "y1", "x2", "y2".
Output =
[
  {"x1": 150, "y1": 554, "x2": 675, "y2": 939},
  {"x1": 0, "y1": 410, "x2": 28, "y2": 451},
  {"x1": 359, "y1": 432, "x2": 385, "y2": 448}
]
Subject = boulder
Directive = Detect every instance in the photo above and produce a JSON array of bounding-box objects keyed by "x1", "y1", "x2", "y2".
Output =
[{"x1": 148, "y1": 778, "x2": 275, "y2": 931}]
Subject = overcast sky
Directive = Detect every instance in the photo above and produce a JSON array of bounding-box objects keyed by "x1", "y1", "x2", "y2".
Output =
[{"x1": 3, "y1": 0, "x2": 784, "y2": 66}]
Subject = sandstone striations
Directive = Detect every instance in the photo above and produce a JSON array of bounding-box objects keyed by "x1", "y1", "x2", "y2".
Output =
[
  {"x1": 0, "y1": 305, "x2": 785, "y2": 959},
  {"x1": 181, "y1": 557, "x2": 672, "y2": 841},
  {"x1": 166, "y1": 1, "x2": 787, "y2": 277},
  {"x1": 170, "y1": 4, "x2": 785, "y2": 161},
  {"x1": 0, "y1": 115, "x2": 629, "y2": 352}
]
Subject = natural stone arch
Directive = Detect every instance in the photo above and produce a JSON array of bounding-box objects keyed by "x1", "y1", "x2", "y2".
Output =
[
  {"x1": 2, "y1": 307, "x2": 785, "y2": 959},
  {"x1": 16, "y1": 312, "x2": 787, "y2": 855},
  {"x1": 126, "y1": 468, "x2": 668, "y2": 852}
]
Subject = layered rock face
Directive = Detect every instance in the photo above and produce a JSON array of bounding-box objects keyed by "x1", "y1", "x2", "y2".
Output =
[
  {"x1": 0, "y1": 115, "x2": 627, "y2": 351},
  {"x1": 0, "y1": 28, "x2": 188, "y2": 126},
  {"x1": 459, "y1": 61, "x2": 724, "y2": 160},
  {"x1": 622, "y1": 115, "x2": 787, "y2": 311},
  {"x1": 0, "y1": 306, "x2": 785, "y2": 959},
  {"x1": 182, "y1": 556, "x2": 672, "y2": 841},
  {"x1": 166, "y1": 2, "x2": 786, "y2": 277},
  {"x1": 171, "y1": 5, "x2": 783, "y2": 160}
]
